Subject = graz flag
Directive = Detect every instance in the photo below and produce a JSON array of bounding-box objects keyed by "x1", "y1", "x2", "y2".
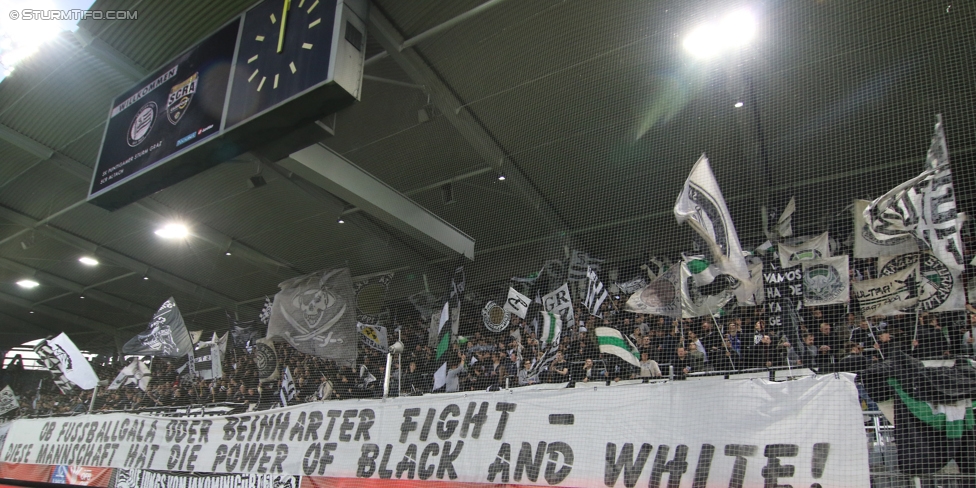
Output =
[
  {"x1": 123, "y1": 298, "x2": 194, "y2": 357},
  {"x1": 853, "y1": 200, "x2": 918, "y2": 258},
  {"x1": 852, "y1": 263, "x2": 920, "y2": 316},
  {"x1": 878, "y1": 252, "x2": 965, "y2": 312},
  {"x1": 595, "y1": 327, "x2": 640, "y2": 367},
  {"x1": 674, "y1": 153, "x2": 752, "y2": 296},
  {"x1": 267, "y1": 268, "x2": 358, "y2": 362},
  {"x1": 625, "y1": 265, "x2": 682, "y2": 318},
  {"x1": 539, "y1": 311, "x2": 561, "y2": 348},
  {"x1": 802, "y1": 256, "x2": 849, "y2": 306},
  {"x1": 778, "y1": 232, "x2": 830, "y2": 268},
  {"x1": 108, "y1": 358, "x2": 151, "y2": 391},
  {"x1": 542, "y1": 283, "x2": 576, "y2": 330},
  {"x1": 503, "y1": 287, "x2": 530, "y2": 319},
  {"x1": 357, "y1": 323, "x2": 389, "y2": 353}
]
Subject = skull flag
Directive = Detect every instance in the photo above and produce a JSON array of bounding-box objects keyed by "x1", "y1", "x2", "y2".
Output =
[
  {"x1": 122, "y1": 297, "x2": 194, "y2": 357},
  {"x1": 267, "y1": 268, "x2": 358, "y2": 362}
]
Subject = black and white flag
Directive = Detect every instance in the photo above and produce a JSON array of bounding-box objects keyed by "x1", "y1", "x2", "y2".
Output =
[
  {"x1": 852, "y1": 199, "x2": 919, "y2": 258},
  {"x1": 229, "y1": 315, "x2": 261, "y2": 350},
  {"x1": 625, "y1": 265, "x2": 683, "y2": 318},
  {"x1": 41, "y1": 333, "x2": 99, "y2": 390},
  {"x1": 503, "y1": 287, "x2": 531, "y2": 319},
  {"x1": 878, "y1": 252, "x2": 965, "y2": 312},
  {"x1": 279, "y1": 366, "x2": 296, "y2": 407},
  {"x1": 193, "y1": 340, "x2": 223, "y2": 380},
  {"x1": 674, "y1": 154, "x2": 755, "y2": 302},
  {"x1": 584, "y1": 267, "x2": 609, "y2": 318},
  {"x1": 852, "y1": 263, "x2": 919, "y2": 316},
  {"x1": 568, "y1": 250, "x2": 603, "y2": 282},
  {"x1": 123, "y1": 298, "x2": 194, "y2": 357},
  {"x1": 615, "y1": 276, "x2": 648, "y2": 295},
  {"x1": 542, "y1": 283, "x2": 576, "y2": 330},
  {"x1": 108, "y1": 358, "x2": 151, "y2": 391},
  {"x1": 863, "y1": 115, "x2": 965, "y2": 269},
  {"x1": 267, "y1": 268, "x2": 358, "y2": 362},
  {"x1": 0, "y1": 386, "x2": 19, "y2": 416}
]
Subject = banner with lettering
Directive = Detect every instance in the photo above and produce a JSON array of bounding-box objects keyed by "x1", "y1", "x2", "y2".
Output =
[{"x1": 0, "y1": 375, "x2": 868, "y2": 487}]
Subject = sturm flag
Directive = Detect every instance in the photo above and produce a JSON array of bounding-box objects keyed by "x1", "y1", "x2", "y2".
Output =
[
  {"x1": 539, "y1": 311, "x2": 562, "y2": 348},
  {"x1": 279, "y1": 366, "x2": 296, "y2": 407},
  {"x1": 674, "y1": 154, "x2": 753, "y2": 298},
  {"x1": 863, "y1": 116, "x2": 965, "y2": 269},
  {"x1": 267, "y1": 268, "x2": 358, "y2": 362},
  {"x1": 47, "y1": 333, "x2": 99, "y2": 390},
  {"x1": 123, "y1": 298, "x2": 194, "y2": 357},
  {"x1": 853, "y1": 199, "x2": 918, "y2": 258},
  {"x1": 595, "y1": 327, "x2": 640, "y2": 367},
  {"x1": 431, "y1": 302, "x2": 452, "y2": 391},
  {"x1": 614, "y1": 275, "x2": 647, "y2": 295},
  {"x1": 583, "y1": 267, "x2": 609, "y2": 318},
  {"x1": 108, "y1": 358, "x2": 151, "y2": 391},
  {"x1": 352, "y1": 272, "x2": 393, "y2": 325},
  {"x1": 878, "y1": 252, "x2": 965, "y2": 312},
  {"x1": 503, "y1": 287, "x2": 531, "y2": 319},
  {"x1": 852, "y1": 263, "x2": 920, "y2": 316},
  {"x1": 802, "y1": 256, "x2": 850, "y2": 306},
  {"x1": 778, "y1": 232, "x2": 830, "y2": 268},
  {"x1": 193, "y1": 339, "x2": 223, "y2": 380},
  {"x1": 625, "y1": 264, "x2": 682, "y2": 318}
]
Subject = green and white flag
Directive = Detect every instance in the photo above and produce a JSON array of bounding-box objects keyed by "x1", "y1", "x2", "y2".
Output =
[
  {"x1": 802, "y1": 256, "x2": 849, "y2": 306},
  {"x1": 539, "y1": 311, "x2": 562, "y2": 348},
  {"x1": 682, "y1": 253, "x2": 721, "y2": 287},
  {"x1": 778, "y1": 232, "x2": 830, "y2": 268},
  {"x1": 595, "y1": 327, "x2": 640, "y2": 367},
  {"x1": 678, "y1": 261, "x2": 734, "y2": 318}
]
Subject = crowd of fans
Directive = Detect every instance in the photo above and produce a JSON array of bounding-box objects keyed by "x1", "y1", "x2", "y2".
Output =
[{"x1": 2, "y1": 296, "x2": 975, "y2": 419}]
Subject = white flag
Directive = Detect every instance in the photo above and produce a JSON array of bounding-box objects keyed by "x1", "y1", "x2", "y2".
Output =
[
  {"x1": 47, "y1": 333, "x2": 99, "y2": 390},
  {"x1": 802, "y1": 256, "x2": 849, "y2": 306},
  {"x1": 852, "y1": 263, "x2": 920, "y2": 316},
  {"x1": 584, "y1": 267, "x2": 609, "y2": 318},
  {"x1": 674, "y1": 154, "x2": 752, "y2": 296},
  {"x1": 741, "y1": 257, "x2": 765, "y2": 306},
  {"x1": 357, "y1": 323, "x2": 389, "y2": 353},
  {"x1": 625, "y1": 265, "x2": 683, "y2": 318},
  {"x1": 108, "y1": 358, "x2": 152, "y2": 391},
  {"x1": 503, "y1": 287, "x2": 531, "y2": 319},
  {"x1": 878, "y1": 253, "x2": 965, "y2": 312},
  {"x1": 778, "y1": 232, "x2": 830, "y2": 268},
  {"x1": 539, "y1": 311, "x2": 562, "y2": 348},
  {"x1": 678, "y1": 261, "x2": 734, "y2": 318},
  {"x1": 542, "y1": 283, "x2": 576, "y2": 330},
  {"x1": 852, "y1": 200, "x2": 918, "y2": 258}
]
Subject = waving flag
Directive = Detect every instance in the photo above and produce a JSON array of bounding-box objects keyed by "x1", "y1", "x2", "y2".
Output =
[
  {"x1": 584, "y1": 267, "x2": 609, "y2": 318},
  {"x1": 35, "y1": 334, "x2": 99, "y2": 392},
  {"x1": 267, "y1": 268, "x2": 358, "y2": 362},
  {"x1": 539, "y1": 311, "x2": 562, "y2": 348},
  {"x1": 595, "y1": 327, "x2": 640, "y2": 367},
  {"x1": 108, "y1": 358, "x2": 151, "y2": 391}
]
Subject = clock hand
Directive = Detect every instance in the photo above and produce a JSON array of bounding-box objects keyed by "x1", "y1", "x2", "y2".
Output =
[{"x1": 277, "y1": 0, "x2": 291, "y2": 53}]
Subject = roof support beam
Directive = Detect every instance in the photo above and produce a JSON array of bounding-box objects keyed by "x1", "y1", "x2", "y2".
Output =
[
  {"x1": 0, "y1": 258, "x2": 153, "y2": 316},
  {"x1": 280, "y1": 144, "x2": 475, "y2": 259},
  {"x1": 367, "y1": 8, "x2": 571, "y2": 236},
  {"x1": 0, "y1": 123, "x2": 54, "y2": 160},
  {"x1": 0, "y1": 310, "x2": 58, "y2": 336},
  {"x1": 0, "y1": 204, "x2": 241, "y2": 312},
  {"x1": 0, "y1": 290, "x2": 118, "y2": 335}
]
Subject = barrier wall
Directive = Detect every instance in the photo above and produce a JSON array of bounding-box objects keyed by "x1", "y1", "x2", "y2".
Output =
[{"x1": 0, "y1": 375, "x2": 868, "y2": 487}]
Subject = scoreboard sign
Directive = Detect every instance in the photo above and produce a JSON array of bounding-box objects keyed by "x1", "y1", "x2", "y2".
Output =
[
  {"x1": 89, "y1": 19, "x2": 239, "y2": 209},
  {"x1": 88, "y1": 0, "x2": 367, "y2": 211}
]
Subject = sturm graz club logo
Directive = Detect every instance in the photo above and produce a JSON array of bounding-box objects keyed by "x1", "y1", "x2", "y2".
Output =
[
  {"x1": 803, "y1": 263, "x2": 845, "y2": 303},
  {"x1": 166, "y1": 72, "x2": 197, "y2": 125},
  {"x1": 481, "y1": 301, "x2": 511, "y2": 332},
  {"x1": 254, "y1": 341, "x2": 277, "y2": 380},
  {"x1": 127, "y1": 101, "x2": 157, "y2": 147},
  {"x1": 880, "y1": 253, "x2": 953, "y2": 311}
]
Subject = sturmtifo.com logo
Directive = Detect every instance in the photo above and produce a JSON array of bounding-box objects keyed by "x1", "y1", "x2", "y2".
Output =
[{"x1": 9, "y1": 9, "x2": 138, "y2": 21}]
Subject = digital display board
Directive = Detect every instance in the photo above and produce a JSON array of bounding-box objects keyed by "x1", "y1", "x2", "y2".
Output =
[{"x1": 88, "y1": 19, "x2": 240, "y2": 207}]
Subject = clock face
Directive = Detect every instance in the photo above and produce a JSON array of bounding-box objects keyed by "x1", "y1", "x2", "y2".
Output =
[{"x1": 225, "y1": 0, "x2": 337, "y2": 128}]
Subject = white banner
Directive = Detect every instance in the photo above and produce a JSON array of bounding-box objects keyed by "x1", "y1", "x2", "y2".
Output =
[
  {"x1": 504, "y1": 287, "x2": 531, "y2": 319},
  {"x1": 0, "y1": 375, "x2": 867, "y2": 487},
  {"x1": 778, "y1": 232, "x2": 830, "y2": 269},
  {"x1": 802, "y1": 256, "x2": 849, "y2": 306},
  {"x1": 878, "y1": 252, "x2": 965, "y2": 312}
]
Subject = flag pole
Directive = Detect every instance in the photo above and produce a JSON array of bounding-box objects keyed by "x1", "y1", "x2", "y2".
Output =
[{"x1": 708, "y1": 306, "x2": 736, "y2": 371}]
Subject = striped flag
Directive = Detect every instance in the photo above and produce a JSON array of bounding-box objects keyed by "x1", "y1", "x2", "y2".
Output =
[
  {"x1": 584, "y1": 267, "x2": 609, "y2": 317},
  {"x1": 279, "y1": 366, "x2": 296, "y2": 407},
  {"x1": 431, "y1": 302, "x2": 453, "y2": 391},
  {"x1": 539, "y1": 311, "x2": 562, "y2": 348},
  {"x1": 595, "y1": 327, "x2": 640, "y2": 367}
]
